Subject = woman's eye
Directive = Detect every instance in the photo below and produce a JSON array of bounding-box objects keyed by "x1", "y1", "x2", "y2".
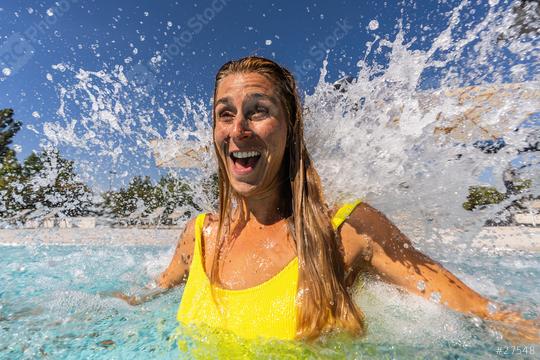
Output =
[
  {"x1": 250, "y1": 106, "x2": 269, "y2": 120},
  {"x1": 218, "y1": 111, "x2": 234, "y2": 121}
]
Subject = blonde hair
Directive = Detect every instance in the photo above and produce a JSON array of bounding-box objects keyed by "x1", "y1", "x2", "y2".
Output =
[{"x1": 211, "y1": 56, "x2": 365, "y2": 340}]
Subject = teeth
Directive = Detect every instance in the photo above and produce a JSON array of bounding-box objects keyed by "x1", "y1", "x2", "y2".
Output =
[{"x1": 232, "y1": 151, "x2": 261, "y2": 159}]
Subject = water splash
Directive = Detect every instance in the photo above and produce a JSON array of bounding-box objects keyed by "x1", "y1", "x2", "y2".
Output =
[
  {"x1": 303, "y1": 1, "x2": 539, "y2": 249},
  {"x1": 6, "y1": 0, "x2": 539, "y2": 250}
]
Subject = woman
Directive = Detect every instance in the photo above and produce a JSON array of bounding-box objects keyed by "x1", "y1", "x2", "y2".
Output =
[{"x1": 117, "y1": 56, "x2": 538, "y2": 342}]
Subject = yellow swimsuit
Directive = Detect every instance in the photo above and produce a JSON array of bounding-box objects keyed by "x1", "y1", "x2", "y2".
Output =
[{"x1": 177, "y1": 200, "x2": 362, "y2": 340}]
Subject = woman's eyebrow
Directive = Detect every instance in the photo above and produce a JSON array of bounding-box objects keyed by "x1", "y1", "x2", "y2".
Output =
[
  {"x1": 244, "y1": 93, "x2": 278, "y2": 105},
  {"x1": 215, "y1": 96, "x2": 232, "y2": 107}
]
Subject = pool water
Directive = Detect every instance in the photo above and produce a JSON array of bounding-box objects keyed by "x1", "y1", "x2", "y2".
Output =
[{"x1": 1, "y1": 244, "x2": 538, "y2": 359}]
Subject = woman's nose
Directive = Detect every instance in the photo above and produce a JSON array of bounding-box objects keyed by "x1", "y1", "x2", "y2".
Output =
[{"x1": 231, "y1": 115, "x2": 252, "y2": 139}]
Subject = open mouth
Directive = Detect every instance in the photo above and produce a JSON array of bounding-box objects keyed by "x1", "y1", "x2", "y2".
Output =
[{"x1": 229, "y1": 150, "x2": 261, "y2": 173}]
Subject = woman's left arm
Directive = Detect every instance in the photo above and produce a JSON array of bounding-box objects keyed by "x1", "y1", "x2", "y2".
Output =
[
  {"x1": 339, "y1": 202, "x2": 539, "y2": 342},
  {"x1": 340, "y1": 202, "x2": 489, "y2": 316}
]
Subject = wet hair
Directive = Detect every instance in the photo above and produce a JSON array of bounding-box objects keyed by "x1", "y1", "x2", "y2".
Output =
[{"x1": 211, "y1": 56, "x2": 365, "y2": 340}]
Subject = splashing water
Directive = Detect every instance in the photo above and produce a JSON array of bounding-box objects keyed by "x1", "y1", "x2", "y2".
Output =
[
  {"x1": 2, "y1": 0, "x2": 540, "y2": 358},
  {"x1": 303, "y1": 2, "x2": 539, "y2": 250},
  {"x1": 38, "y1": 0, "x2": 539, "y2": 248}
]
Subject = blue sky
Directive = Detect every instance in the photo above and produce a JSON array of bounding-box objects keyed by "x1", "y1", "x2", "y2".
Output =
[{"x1": 0, "y1": 0, "x2": 532, "y2": 190}]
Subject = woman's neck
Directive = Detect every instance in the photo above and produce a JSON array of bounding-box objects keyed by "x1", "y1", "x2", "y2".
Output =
[{"x1": 235, "y1": 186, "x2": 291, "y2": 226}]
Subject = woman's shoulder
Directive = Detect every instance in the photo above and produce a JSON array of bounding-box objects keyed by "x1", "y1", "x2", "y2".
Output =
[
  {"x1": 201, "y1": 212, "x2": 219, "y2": 231},
  {"x1": 171, "y1": 212, "x2": 218, "y2": 266},
  {"x1": 332, "y1": 200, "x2": 394, "y2": 231},
  {"x1": 186, "y1": 212, "x2": 218, "y2": 230},
  {"x1": 173, "y1": 212, "x2": 215, "y2": 253},
  {"x1": 333, "y1": 201, "x2": 377, "y2": 270}
]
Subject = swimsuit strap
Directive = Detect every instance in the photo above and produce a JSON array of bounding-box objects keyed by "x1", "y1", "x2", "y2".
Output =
[{"x1": 332, "y1": 199, "x2": 362, "y2": 229}]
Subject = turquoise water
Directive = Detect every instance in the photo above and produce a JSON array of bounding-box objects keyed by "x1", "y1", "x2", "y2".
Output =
[{"x1": 1, "y1": 244, "x2": 538, "y2": 359}]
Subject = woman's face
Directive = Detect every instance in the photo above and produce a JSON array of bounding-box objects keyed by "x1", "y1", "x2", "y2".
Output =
[{"x1": 214, "y1": 72, "x2": 288, "y2": 197}]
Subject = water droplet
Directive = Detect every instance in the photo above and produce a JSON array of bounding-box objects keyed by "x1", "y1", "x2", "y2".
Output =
[
  {"x1": 488, "y1": 0, "x2": 499, "y2": 6},
  {"x1": 46, "y1": 8, "x2": 54, "y2": 16},
  {"x1": 2, "y1": 68, "x2": 11, "y2": 76},
  {"x1": 430, "y1": 291, "x2": 441, "y2": 303},
  {"x1": 471, "y1": 316, "x2": 482, "y2": 327},
  {"x1": 27, "y1": 7, "x2": 34, "y2": 14},
  {"x1": 167, "y1": 21, "x2": 173, "y2": 28},
  {"x1": 144, "y1": 11, "x2": 149, "y2": 17},
  {"x1": 265, "y1": 39, "x2": 272, "y2": 46},
  {"x1": 46, "y1": 73, "x2": 53, "y2": 81},
  {"x1": 133, "y1": 48, "x2": 138, "y2": 55},
  {"x1": 32, "y1": 111, "x2": 41, "y2": 119},
  {"x1": 416, "y1": 280, "x2": 426, "y2": 292},
  {"x1": 52, "y1": 63, "x2": 66, "y2": 72},
  {"x1": 368, "y1": 20, "x2": 379, "y2": 31},
  {"x1": 487, "y1": 302, "x2": 497, "y2": 315}
]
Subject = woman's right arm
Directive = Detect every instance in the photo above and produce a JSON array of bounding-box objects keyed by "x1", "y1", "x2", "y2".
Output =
[
  {"x1": 156, "y1": 216, "x2": 197, "y2": 289},
  {"x1": 112, "y1": 217, "x2": 197, "y2": 305}
]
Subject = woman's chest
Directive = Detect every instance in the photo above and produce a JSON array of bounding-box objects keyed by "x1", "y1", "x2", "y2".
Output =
[{"x1": 201, "y1": 222, "x2": 296, "y2": 290}]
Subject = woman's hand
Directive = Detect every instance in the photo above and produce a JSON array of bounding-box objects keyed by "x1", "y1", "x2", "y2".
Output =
[
  {"x1": 111, "y1": 291, "x2": 143, "y2": 306},
  {"x1": 486, "y1": 310, "x2": 540, "y2": 344},
  {"x1": 107, "y1": 287, "x2": 172, "y2": 306}
]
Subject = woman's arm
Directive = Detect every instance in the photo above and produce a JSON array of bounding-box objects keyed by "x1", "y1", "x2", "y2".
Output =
[
  {"x1": 112, "y1": 216, "x2": 197, "y2": 305},
  {"x1": 156, "y1": 216, "x2": 197, "y2": 289},
  {"x1": 340, "y1": 203, "x2": 490, "y2": 315},
  {"x1": 339, "y1": 202, "x2": 539, "y2": 342}
]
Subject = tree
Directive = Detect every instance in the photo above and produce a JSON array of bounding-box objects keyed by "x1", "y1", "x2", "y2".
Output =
[
  {"x1": 103, "y1": 176, "x2": 156, "y2": 217},
  {"x1": 19, "y1": 148, "x2": 94, "y2": 216},
  {"x1": 157, "y1": 173, "x2": 200, "y2": 217},
  {"x1": 102, "y1": 174, "x2": 201, "y2": 222},
  {"x1": 0, "y1": 149, "x2": 24, "y2": 216},
  {"x1": 463, "y1": 173, "x2": 533, "y2": 211},
  {"x1": 0, "y1": 109, "x2": 22, "y2": 162},
  {"x1": 463, "y1": 186, "x2": 507, "y2": 211},
  {"x1": 202, "y1": 173, "x2": 219, "y2": 208}
]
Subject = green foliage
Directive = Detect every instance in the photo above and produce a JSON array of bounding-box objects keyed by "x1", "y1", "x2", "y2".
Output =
[
  {"x1": 103, "y1": 176, "x2": 155, "y2": 217},
  {"x1": 0, "y1": 147, "x2": 94, "y2": 217},
  {"x1": 463, "y1": 171, "x2": 534, "y2": 212},
  {"x1": 0, "y1": 107, "x2": 212, "y2": 221},
  {"x1": 0, "y1": 149, "x2": 24, "y2": 215},
  {"x1": 0, "y1": 108, "x2": 21, "y2": 161},
  {"x1": 157, "y1": 173, "x2": 200, "y2": 215},
  {"x1": 102, "y1": 174, "x2": 200, "y2": 221},
  {"x1": 511, "y1": 178, "x2": 532, "y2": 193},
  {"x1": 463, "y1": 186, "x2": 506, "y2": 211},
  {"x1": 21, "y1": 148, "x2": 94, "y2": 216},
  {"x1": 201, "y1": 173, "x2": 219, "y2": 208}
]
